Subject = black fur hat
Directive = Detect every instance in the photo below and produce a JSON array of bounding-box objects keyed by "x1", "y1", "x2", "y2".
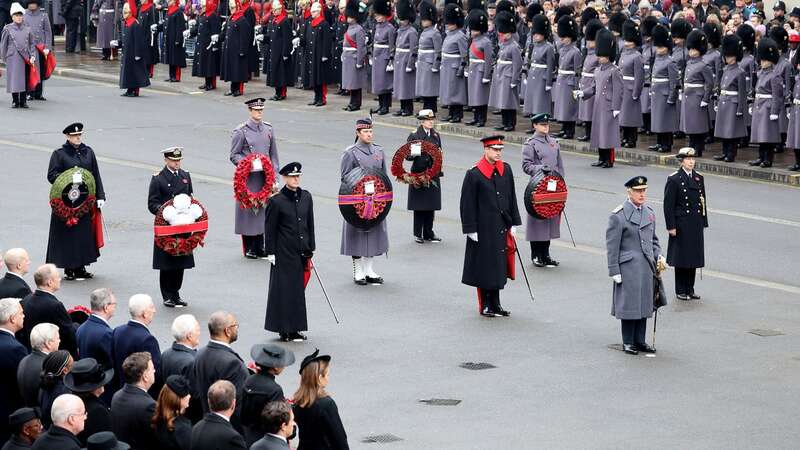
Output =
[
  {"x1": 554, "y1": 5, "x2": 573, "y2": 24},
  {"x1": 580, "y1": 6, "x2": 598, "y2": 27},
  {"x1": 652, "y1": 23, "x2": 671, "y2": 48},
  {"x1": 721, "y1": 34, "x2": 744, "y2": 62},
  {"x1": 769, "y1": 25, "x2": 789, "y2": 53},
  {"x1": 372, "y1": 0, "x2": 391, "y2": 16},
  {"x1": 640, "y1": 15, "x2": 658, "y2": 38},
  {"x1": 701, "y1": 22, "x2": 721, "y2": 48},
  {"x1": 557, "y1": 15, "x2": 578, "y2": 41},
  {"x1": 736, "y1": 24, "x2": 755, "y2": 53},
  {"x1": 444, "y1": 0, "x2": 463, "y2": 7},
  {"x1": 467, "y1": 8, "x2": 488, "y2": 33},
  {"x1": 595, "y1": 28, "x2": 615, "y2": 58},
  {"x1": 396, "y1": 0, "x2": 415, "y2": 22},
  {"x1": 443, "y1": 3, "x2": 465, "y2": 27},
  {"x1": 419, "y1": 0, "x2": 437, "y2": 23},
  {"x1": 670, "y1": 18, "x2": 692, "y2": 40},
  {"x1": 526, "y1": 3, "x2": 543, "y2": 22},
  {"x1": 622, "y1": 19, "x2": 640, "y2": 46},
  {"x1": 495, "y1": 10, "x2": 516, "y2": 34},
  {"x1": 758, "y1": 37, "x2": 780, "y2": 64},
  {"x1": 495, "y1": 0, "x2": 514, "y2": 15},
  {"x1": 584, "y1": 18, "x2": 603, "y2": 42},
  {"x1": 344, "y1": 0, "x2": 360, "y2": 19},
  {"x1": 468, "y1": 0, "x2": 485, "y2": 11},
  {"x1": 686, "y1": 29, "x2": 708, "y2": 55},
  {"x1": 530, "y1": 13, "x2": 550, "y2": 38},
  {"x1": 608, "y1": 11, "x2": 627, "y2": 34}
]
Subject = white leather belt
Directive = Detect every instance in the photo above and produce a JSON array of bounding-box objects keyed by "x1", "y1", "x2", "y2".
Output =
[
  {"x1": 418, "y1": 49, "x2": 435, "y2": 54},
  {"x1": 582, "y1": 73, "x2": 594, "y2": 78},
  {"x1": 497, "y1": 60, "x2": 512, "y2": 65},
  {"x1": 558, "y1": 69, "x2": 575, "y2": 75},
  {"x1": 470, "y1": 58, "x2": 484, "y2": 63},
  {"x1": 643, "y1": 65, "x2": 650, "y2": 69},
  {"x1": 755, "y1": 94, "x2": 772, "y2": 99},
  {"x1": 622, "y1": 75, "x2": 635, "y2": 81},
  {"x1": 794, "y1": 99, "x2": 800, "y2": 105},
  {"x1": 720, "y1": 90, "x2": 738, "y2": 96},
  {"x1": 100, "y1": 8, "x2": 114, "y2": 12},
  {"x1": 373, "y1": 43, "x2": 389, "y2": 49},
  {"x1": 652, "y1": 77, "x2": 669, "y2": 83},
  {"x1": 684, "y1": 83, "x2": 704, "y2": 88},
  {"x1": 343, "y1": 47, "x2": 357, "y2": 51},
  {"x1": 395, "y1": 48, "x2": 410, "y2": 53},
  {"x1": 531, "y1": 63, "x2": 548, "y2": 69},
  {"x1": 441, "y1": 52, "x2": 461, "y2": 58}
]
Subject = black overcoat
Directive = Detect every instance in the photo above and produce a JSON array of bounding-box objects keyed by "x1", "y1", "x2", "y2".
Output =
[
  {"x1": 192, "y1": 12, "x2": 221, "y2": 77},
  {"x1": 244, "y1": 7, "x2": 260, "y2": 75},
  {"x1": 190, "y1": 414, "x2": 247, "y2": 450},
  {"x1": 0, "y1": 273, "x2": 32, "y2": 299},
  {"x1": 263, "y1": 187, "x2": 315, "y2": 333},
  {"x1": 460, "y1": 161, "x2": 522, "y2": 290},
  {"x1": 76, "y1": 394, "x2": 112, "y2": 446},
  {"x1": 147, "y1": 167, "x2": 195, "y2": 270},
  {"x1": 292, "y1": 396, "x2": 349, "y2": 450},
  {"x1": 193, "y1": 342, "x2": 248, "y2": 417},
  {"x1": 405, "y1": 126, "x2": 443, "y2": 211},
  {"x1": 241, "y1": 372, "x2": 285, "y2": 446},
  {"x1": 663, "y1": 169, "x2": 708, "y2": 268},
  {"x1": 46, "y1": 143, "x2": 105, "y2": 269},
  {"x1": 138, "y1": 6, "x2": 160, "y2": 66},
  {"x1": 110, "y1": 384, "x2": 157, "y2": 450},
  {"x1": 331, "y1": 16, "x2": 346, "y2": 85},
  {"x1": 301, "y1": 16, "x2": 334, "y2": 87},
  {"x1": 120, "y1": 20, "x2": 151, "y2": 89},
  {"x1": 29, "y1": 426, "x2": 80, "y2": 450},
  {"x1": 163, "y1": 8, "x2": 187, "y2": 67},
  {"x1": 18, "y1": 290, "x2": 78, "y2": 358},
  {"x1": 263, "y1": 17, "x2": 294, "y2": 87},
  {"x1": 221, "y1": 15, "x2": 251, "y2": 83}
]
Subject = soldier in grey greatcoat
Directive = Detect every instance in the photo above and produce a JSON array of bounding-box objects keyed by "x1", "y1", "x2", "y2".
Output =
[
  {"x1": 769, "y1": 27, "x2": 791, "y2": 153},
  {"x1": 680, "y1": 30, "x2": 714, "y2": 157},
  {"x1": 640, "y1": 16, "x2": 658, "y2": 134},
  {"x1": 577, "y1": 19, "x2": 603, "y2": 141},
  {"x1": 23, "y1": 0, "x2": 50, "y2": 101},
  {"x1": 619, "y1": 20, "x2": 644, "y2": 148},
  {"x1": 522, "y1": 113, "x2": 564, "y2": 267},
  {"x1": 605, "y1": 176, "x2": 665, "y2": 355},
  {"x1": 736, "y1": 25, "x2": 756, "y2": 146},
  {"x1": 701, "y1": 23, "x2": 722, "y2": 141},
  {"x1": 341, "y1": 0, "x2": 367, "y2": 111},
  {"x1": 415, "y1": 1, "x2": 440, "y2": 113},
  {"x1": 230, "y1": 98, "x2": 280, "y2": 258},
  {"x1": 670, "y1": 18, "x2": 691, "y2": 137},
  {"x1": 713, "y1": 34, "x2": 748, "y2": 163},
  {"x1": 340, "y1": 118, "x2": 389, "y2": 285},
  {"x1": 439, "y1": 3, "x2": 467, "y2": 123},
  {"x1": 465, "y1": 8, "x2": 491, "y2": 127},
  {"x1": 748, "y1": 38, "x2": 784, "y2": 168},
  {"x1": 785, "y1": 52, "x2": 800, "y2": 171},
  {"x1": 91, "y1": 0, "x2": 114, "y2": 59},
  {"x1": 489, "y1": 11, "x2": 521, "y2": 132},
  {"x1": 552, "y1": 15, "x2": 580, "y2": 139},
  {"x1": 523, "y1": 14, "x2": 554, "y2": 117},
  {"x1": 648, "y1": 24, "x2": 679, "y2": 154},
  {"x1": 577, "y1": 29, "x2": 622, "y2": 169},
  {"x1": 391, "y1": 0, "x2": 417, "y2": 117},
  {"x1": 0, "y1": 3, "x2": 34, "y2": 108},
  {"x1": 369, "y1": 0, "x2": 395, "y2": 115}
]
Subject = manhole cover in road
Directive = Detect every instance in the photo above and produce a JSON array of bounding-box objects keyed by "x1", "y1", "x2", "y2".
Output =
[
  {"x1": 361, "y1": 433, "x2": 403, "y2": 444},
  {"x1": 459, "y1": 362, "x2": 496, "y2": 370},
  {"x1": 419, "y1": 398, "x2": 462, "y2": 406},
  {"x1": 748, "y1": 329, "x2": 785, "y2": 337}
]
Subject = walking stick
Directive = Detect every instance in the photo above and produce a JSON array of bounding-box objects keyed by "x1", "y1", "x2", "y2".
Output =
[
  {"x1": 310, "y1": 261, "x2": 340, "y2": 324},
  {"x1": 652, "y1": 309, "x2": 658, "y2": 350},
  {"x1": 511, "y1": 235, "x2": 535, "y2": 302},
  {"x1": 562, "y1": 210, "x2": 577, "y2": 248}
]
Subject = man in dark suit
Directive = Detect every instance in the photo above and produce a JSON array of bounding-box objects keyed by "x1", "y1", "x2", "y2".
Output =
[
  {"x1": 249, "y1": 401, "x2": 294, "y2": 450},
  {"x1": 110, "y1": 352, "x2": 157, "y2": 450},
  {"x1": 161, "y1": 313, "x2": 201, "y2": 421},
  {"x1": 3, "y1": 407, "x2": 44, "y2": 450},
  {"x1": 30, "y1": 394, "x2": 84, "y2": 450},
  {"x1": 17, "y1": 322, "x2": 60, "y2": 407},
  {"x1": 0, "y1": 248, "x2": 32, "y2": 299},
  {"x1": 111, "y1": 294, "x2": 161, "y2": 396},
  {"x1": 191, "y1": 380, "x2": 247, "y2": 450},
  {"x1": 17, "y1": 264, "x2": 78, "y2": 358},
  {"x1": 76, "y1": 288, "x2": 116, "y2": 369},
  {"x1": 0, "y1": 298, "x2": 28, "y2": 443},
  {"x1": 194, "y1": 311, "x2": 248, "y2": 427}
]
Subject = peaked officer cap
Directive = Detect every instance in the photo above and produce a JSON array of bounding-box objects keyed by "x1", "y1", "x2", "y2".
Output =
[
  {"x1": 625, "y1": 176, "x2": 648, "y2": 189},
  {"x1": 63, "y1": 122, "x2": 84, "y2": 135},
  {"x1": 162, "y1": 146, "x2": 184, "y2": 160},
  {"x1": 531, "y1": 113, "x2": 550, "y2": 124},
  {"x1": 245, "y1": 97, "x2": 266, "y2": 109},
  {"x1": 279, "y1": 162, "x2": 303, "y2": 176},
  {"x1": 676, "y1": 147, "x2": 697, "y2": 159}
]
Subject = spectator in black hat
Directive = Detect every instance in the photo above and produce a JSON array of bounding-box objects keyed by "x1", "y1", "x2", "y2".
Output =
[
  {"x1": 292, "y1": 350, "x2": 348, "y2": 450},
  {"x1": 249, "y1": 401, "x2": 294, "y2": 450},
  {"x1": 38, "y1": 350, "x2": 73, "y2": 429},
  {"x1": 3, "y1": 407, "x2": 43, "y2": 450},
  {"x1": 152, "y1": 375, "x2": 192, "y2": 450},
  {"x1": 83, "y1": 431, "x2": 130, "y2": 450},
  {"x1": 64, "y1": 358, "x2": 113, "y2": 446},
  {"x1": 241, "y1": 344, "x2": 295, "y2": 446},
  {"x1": 773, "y1": 0, "x2": 786, "y2": 25}
]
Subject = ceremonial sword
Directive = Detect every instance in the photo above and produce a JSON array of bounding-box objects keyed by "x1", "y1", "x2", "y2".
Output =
[
  {"x1": 562, "y1": 210, "x2": 577, "y2": 248},
  {"x1": 511, "y1": 235, "x2": 535, "y2": 302},
  {"x1": 310, "y1": 261, "x2": 340, "y2": 324}
]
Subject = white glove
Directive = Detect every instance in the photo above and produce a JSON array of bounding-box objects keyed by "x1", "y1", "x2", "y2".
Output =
[
  {"x1": 612, "y1": 274, "x2": 622, "y2": 284},
  {"x1": 509, "y1": 226, "x2": 517, "y2": 237},
  {"x1": 134, "y1": 56, "x2": 141, "y2": 60},
  {"x1": 151, "y1": 24, "x2": 158, "y2": 31},
  {"x1": 182, "y1": 29, "x2": 190, "y2": 38},
  {"x1": 368, "y1": 57, "x2": 373, "y2": 66},
  {"x1": 43, "y1": 48, "x2": 50, "y2": 56},
  {"x1": 466, "y1": 232, "x2": 478, "y2": 241},
  {"x1": 110, "y1": 40, "x2": 118, "y2": 47},
  {"x1": 431, "y1": 68, "x2": 439, "y2": 73},
  {"x1": 282, "y1": 56, "x2": 289, "y2": 61},
  {"x1": 291, "y1": 37, "x2": 300, "y2": 47},
  {"x1": 322, "y1": 57, "x2": 328, "y2": 62},
  {"x1": 405, "y1": 67, "x2": 412, "y2": 73},
  {"x1": 700, "y1": 101, "x2": 709, "y2": 107},
  {"x1": 714, "y1": 105, "x2": 718, "y2": 112},
  {"x1": 482, "y1": 78, "x2": 490, "y2": 84},
  {"x1": 522, "y1": 78, "x2": 527, "y2": 85},
  {"x1": 188, "y1": 19, "x2": 197, "y2": 27},
  {"x1": 510, "y1": 83, "x2": 517, "y2": 88},
  {"x1": 266, "y1": 255, "x2": 275, "y2": 265},
  {"x1": 211, "y1": 34, "x2": 219, "y2": 43},
  {"x1": 29, "y1": 56, "x2": 35, "y2": 64},
  {"x1": 356, "y1": 64, "x2": 363, "y2": 69},
  {"x1": 253, "y1": 24, "x2": 260, "y2": 32},
  {"x1": 385, "y1": 62, "x2": 394, "y2": 72},
  {"x1": 256, "y1": 34, "x2": 264, "y2": 42},
  {"x1": 612, "y1": 110, "x2": 620, "y2": 118},
  {"x1": 748, "y1": 106, "x2": 752, "y2": 114},
  {"x1": 770, "y1": 114, "x2": 779, "y2": 121},
  {"x1": 96, "y1": 199, "x2": 105, "y2": 208},
  {"x1": 573, "y1": 90, "x2": 584, "y2": 99},
  {"x1": 545, "y1": 86, "x2": 551, "y2": 91}
]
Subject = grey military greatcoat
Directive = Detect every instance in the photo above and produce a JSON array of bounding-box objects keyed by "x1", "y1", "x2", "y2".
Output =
[
  {"x1": 340, "y1": 141, "x2": 390, "y2": 257},
  {"x1": 23, "y1": 8, "x2": 51, "y2": 50},
  {"x1": 578, "y1": 48, "x2": 598, "y2": 122},
  {"x1": 370, "y1": 20, "x2": 396, "y2": 94},
  {"x1": 91, "y1": 0, "x2": 115, "y2": 48},
  {"x1": 522, "y1": 132, "x2": 564, "y2": 242},
  {"x1": 680, "y1": 57, "x2": 714, "y2": 134},
  {"x1": 641, "y1": 42, "x2": 654, "y2": 114},
  {"x1": 739, "y1": 52, "x2": 756, "y2": 125},
  {"x1": 392, "y1": 24, "x2": 417, "y2": 100},
  {"x1": 439, "y1": 28, "x2": 468, "y2": 106},
  {"x1": 488, "y1": 36, "x2": 522, "y2": 111},
  {"x1": 582, "y1": 62, "x2": 623, "y2": 149},
  {"x1": 776, "y1": 55, "x2": 792, "y2": 134},
  {"x1": 341, "y1": 23, "x2": 367, "y2": 90},
  {"x1": 230, "y1": 119, "x2": 280, "y2": 236},
  {"x1": 0, "y1": 22, "x2": 35, "y2": 94},
  {"x1": 619, "y1": 46, "x2": 644, "y2": 128},
  {"x1": 552, "y1": 43, "x2": 581, "y2": 122},
  {"x1": 702, "y1": 48, "x2": 722, "y2": 122},
  {"x1": 415, "y1": 25, "x2": 441, "y2": 97},
  {"x1": 606, "y1": 200, "x2": 663, "y2": 320},
  {"x1": 750, "y1": 65, "x2": 784, "y2": 144},
  {"x1": 467, "y1": 34, "x2": 493, "y2": 106},
  {"x1": 714, "y1": 63, "x2": 748, "y2": 139},
  {"x1": 786, "y1": 73, "x2": 800, "y2": 149},
  {"x1": 649, "y1": 53, "x2": 679, "y2": 133},
  {"x1": 523, "y1": 39, "x2": 555, "y2": 115}
]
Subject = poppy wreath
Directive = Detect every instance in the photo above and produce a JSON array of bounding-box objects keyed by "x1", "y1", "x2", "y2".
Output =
[
  {"x1": 525, "y1": 173, "x2": 568, "y2": 220},
  {"x1": 350, "y1": 175, "x2": 391, "y2": 220},
  {"x1": 390, "y1": 140, "x2": 443, "y2": 188},
  {"x1": 49, "y1": 167, "x2": 97, "y2": 227},
  {"x1": 153, "y1": 198, "x2": 209, "y2": 256},
  {"x1": 233, "y1": 153, "x2": 275, "y2": 213}
]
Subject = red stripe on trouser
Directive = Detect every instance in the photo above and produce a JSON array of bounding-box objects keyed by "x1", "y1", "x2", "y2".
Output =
[
  {"x1": 281, "y1": 86, "x2": 287, "y2": 97},
  {"x1": 175, "y1": 67, "x2": 181, "y2": 81},
  {"x1": 240, "y1": 83, "x2": 245, "y2": 94},
  {"x1": 211, "y1": 77, "x2": 216, "y2": 88},
  {"x1": 322, "y1": 84, "x2": 327, "y2": 102},
  {"x1": 134, "y1": 88, "x2": 139, "y2": 96},
  {"x1": 610, "y1": 148, "x2": 615, "y2": 164},
  {"x1": 148, "y1": 65, "x2": 154, "y2": 77},
  {"x1": 477, "y1": 288, "x2": 483, "y2": 312}
]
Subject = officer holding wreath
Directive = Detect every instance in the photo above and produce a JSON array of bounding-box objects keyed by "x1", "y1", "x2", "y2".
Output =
[
  {"x1": 46, "y1": 122, "x2": 106, "y2": 281},
  {"x1": 405, "y1": 109, "x2": 442, "y2": 244}
]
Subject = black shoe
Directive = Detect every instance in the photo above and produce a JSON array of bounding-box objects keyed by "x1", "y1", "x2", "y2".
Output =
[
  {"x1": 232, "y1": 91, "x2": 242, "y2": 97},
  {"x1": 491, "y1": 110, "x2": 501, "y2": 115},
  {"x1": 244, "y1": 251, "x2": 259, "y2": 259},
  {"x1": 450, "y1": 117, "x2": 461, "y2": 123},
  {"x1": 77, "y1": 269, "x2": 94, "y2": 279},
  {"x1": 354, "y1": 278, "x2": 367, "y2": 286},
  {"x1": 224, "y1": 91, "x2": 234, "y2": 96},
  {"x1": 495, "y1": 308, "x2": 511, "y2": 317},
  {"x1": 12, "y1": 103, "x2": 19, "y2": 108},
  {"x1": 414, "y1": 236, "x2": 425, "y2": 244},
  {"x1": 789, "y1": 164, "x2": 800, "y2": 171},
  {"x1": 465, "y1": 119, "x2": 478, "y2": 126},
  {"x1": 623, "y1": 142, "x2": 636, "y2": 148},
  {"x1": 713, "y1": 154, "x2": 726, "y2": 161},
  {"x1": 173, "y1": 298, "x2": 189, "y2": 307},
  {"x1": 689, "y1": 292, "x2": 701, "y2": 300},
  {"x1": 590, "y1": 160, "x2": 605, "y2": 167},
  {"x1": 279, "y1": 333, "x2": 291, "y2": 342},
  {"x1": 553, "y1": 130, "x2": 567, "y2": 138},
  {"x1": 492, "y1": 125, "x2": 505, "y2": 131},
  {"x1": 747, "y1": 159, "x2": 762, "y2": 166},
  {"x1": 366, "y1": 275, "x2": 384, "y2": 285},
  {"x1": 759, "y1": 161, "x2": 772, "y2": 168},
  {"x1": 205, "y1": 85, "x2": 216, "y2": 91},
  {"x1": 308, "y1": 100, "x2": 318, "y2": 106},
  {"x1": 198, "y1": 84, "x2": 207, "y2": 90},
  {"x1": 648, "y1": 144, "x2": 660, "y2": 151},
  {"x1": 64, "y1": 270, "x2": 76, "y2": 281},
  {"x1": 164, "y1": 78, "x2": 174, "y2": 82},
  {"x1": 480, "y1": 307, "x2": 501, "y2": 317},
  {"x1": 34, "y1": 96, "x2": 46, "y2": 101},
  {"x1": 289, "y1": 332, "x2": 307, "y2": 342},
  {"x1": 392, "y1": 110, "x2": 404, "y2": 116},
  {"x1": 544, "y1": 256, "x2": 560, "y2": 267},
  {"x1": 343, "y1": 105, "x2": 360, "y2": 111},
  {"x1": 577, "y1": 135, "x2": 590, "y2": 142},
  {"x1": 475, "y1": 122, "x2": 485, "y2": 127},
  {"x1": 723, "y1": 157, "x2": 735, "y2": 163},
  {"x1": 377, "y1": 108, "x2": 389, "y2": 116},
  {"x1": 532, "y1": 257, "x2": 546, "y2": 267},
  {"x1": 704, "y1": 135, "x2": 715, "y2": 144},
  {"x1": 425, "y1": 235, "x2": 442, "y2": 243},
  {"x1": 19, "y1": 103, "x2": 29, "y2": 108},
  {"x1": 635, "y1": 343, "x2": 656, "y2": 353},
  {"x1": 657, "y1": 147, "x2": 671, "y2": 153},
  {"x1": 602, "y1": 162, "x2": 614, "y2": 168},
  {"x1": 676, "y1": 293, "x2": 691, "y2": 301},
  {"x1": 163, "y1": 298, "x2": 179, "y2": 308},
  {"x1": 270, "y1": 95, "x2": 281, "y2": 101},
  {"x1": 623, "y1": 344, "x2": 639, "y2": 355},
  {"x1": 315, "y1": 101, "x2": 326, "y2": 107}
]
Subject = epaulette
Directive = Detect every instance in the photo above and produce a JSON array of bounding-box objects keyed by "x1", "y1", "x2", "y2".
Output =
[
  {"x1": 612, "y1": 204, "x2": 623, "y2": 213},
  {"x1": 153, "y1": 172, "x2": 159, "y2": 176},
  {"x1": 262, "y1": 121, "x2": 272, "y2": 127},
  {"x1": 234, "y1": 122, "x2": 247, "y2": 131}
]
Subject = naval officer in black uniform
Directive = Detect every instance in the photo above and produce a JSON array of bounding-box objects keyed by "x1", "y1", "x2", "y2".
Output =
[
  {"x1": 405, "y1": 109, "x2": 443, "y2": 243},
  {"x1": 148, "y1": 148, "x2": 194, "y2": 308}
]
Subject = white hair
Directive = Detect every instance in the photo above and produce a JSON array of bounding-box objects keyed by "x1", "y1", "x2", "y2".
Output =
[
  {"x1": 90, "y1": 288, "x2": 115, "y2": 312},
  {"x1": 0, "y1": 298, "x2": 21, "y2": 324},
  {"x1": 51, "y1": 394, "x2": 83, "y2": 425},
  {"x1": 30, "y1": 323, "x2": 59, "y2": 351},
  {"x1": 171, "y1": 314, "x2": 199, "y2": 341},
  {"x1": 128, "y1": 294, "x2": 154, "y2": 319}
]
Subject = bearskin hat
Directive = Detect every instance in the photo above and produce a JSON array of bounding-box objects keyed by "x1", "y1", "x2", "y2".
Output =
[
  {"x1": 769, "y1": 25, "x2": 789, "y2": 53},
  {"x1": 640, "y1": 15, "x2": 658, "y2": 38},
  {"x1": 736, "y1": 24, "x2": 755, "y2": 53},
  {"x1": 584, "y1": 18, "x2": 603, "y2": 42},
  {"x1": 557, "y1": 15, "x2": 578, "y2": 40},
  {"x1": 580, "y1": 6, "x2": 598, "y2": 27},
  {"x1": 467, "y1": 8, "x2": 489, "y2": 33},
  {"x1": 419, "y1": 0, "x2": 437, "y2": 23},
  {"x1": 526, "y1": 3, "x2": 543, "y2": 22},
  {"x1": 444, "y1": 0, "x2": 463, "y2": 7},
  {"x1": 344, "y1": 0, "x2": 360, "y2": 19},
  {"x1": 670, "y1": 18, "x2": 691, "y2": 40},
  {"x1": 608, "y1": 11, "x2": 627, "y2": 34},
  {"x1": 372, "y1": 0, "x2": 391, "y2": 16},
  {"x1": 595, "y1": 28, "x2": 615, "y2": 58},
  {"x1": 443, "y1": 3, "x2": 464, "y2": 27},
  {"x1": 622, "y1": 19, "x2": 640, "y2": 45},
  {"x1": 495, "y1": 10, "x2": 516, "y2": 34},
  {"x1": 554, "y1": 5, "x2": 573, "y2": 24},
  {"x1": 702, "y1": 22, "x2": 721, "y2": 48},
  {"x1": 758, "y1": 37, "x2": 780, "y2": 64},
  {"x1": 530, "y1": 13, "x2": 550, "y2": 38},
  {"x1": 396, "y1": 0, "x2": 415, "y2": 22},
  {"x1": 495, "y1": 0, "x2": 513, "y2": 15},
  {"x1": 686, "y1": 29, "x2": 708, "y2": 55},
  {"x1": 721, "y1": 34, "x2": 744, "y2": 62},
  {"x1": 652, "y1": 23, "x2": 671, "y2": 48},
  {"x1": 467, "y1": 0, "x2": 485, "y2": 12}
]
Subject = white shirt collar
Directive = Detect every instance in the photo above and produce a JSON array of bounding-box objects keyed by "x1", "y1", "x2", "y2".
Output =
[
  {"x1": 682, "y1": 167, "x2": 693, "y2": 177},
  {"x1": 209, "y1": 339, "x2": 231, "y2": 349},
  {"x1": 131, "y1": 319, "x2": 149, "y2": 330},
  {"x1": 213, "y1": 412, "x2": 230, "y2": 422},
  {"x1": 91, "y1": 314, "x2": 110, "y2": 326},
  {"x1": 6, "y1": 272, "x2": 25, "y2": 281},
  {"x1": 0, "y1": 327, "x2": 15, "y2": 336}
]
